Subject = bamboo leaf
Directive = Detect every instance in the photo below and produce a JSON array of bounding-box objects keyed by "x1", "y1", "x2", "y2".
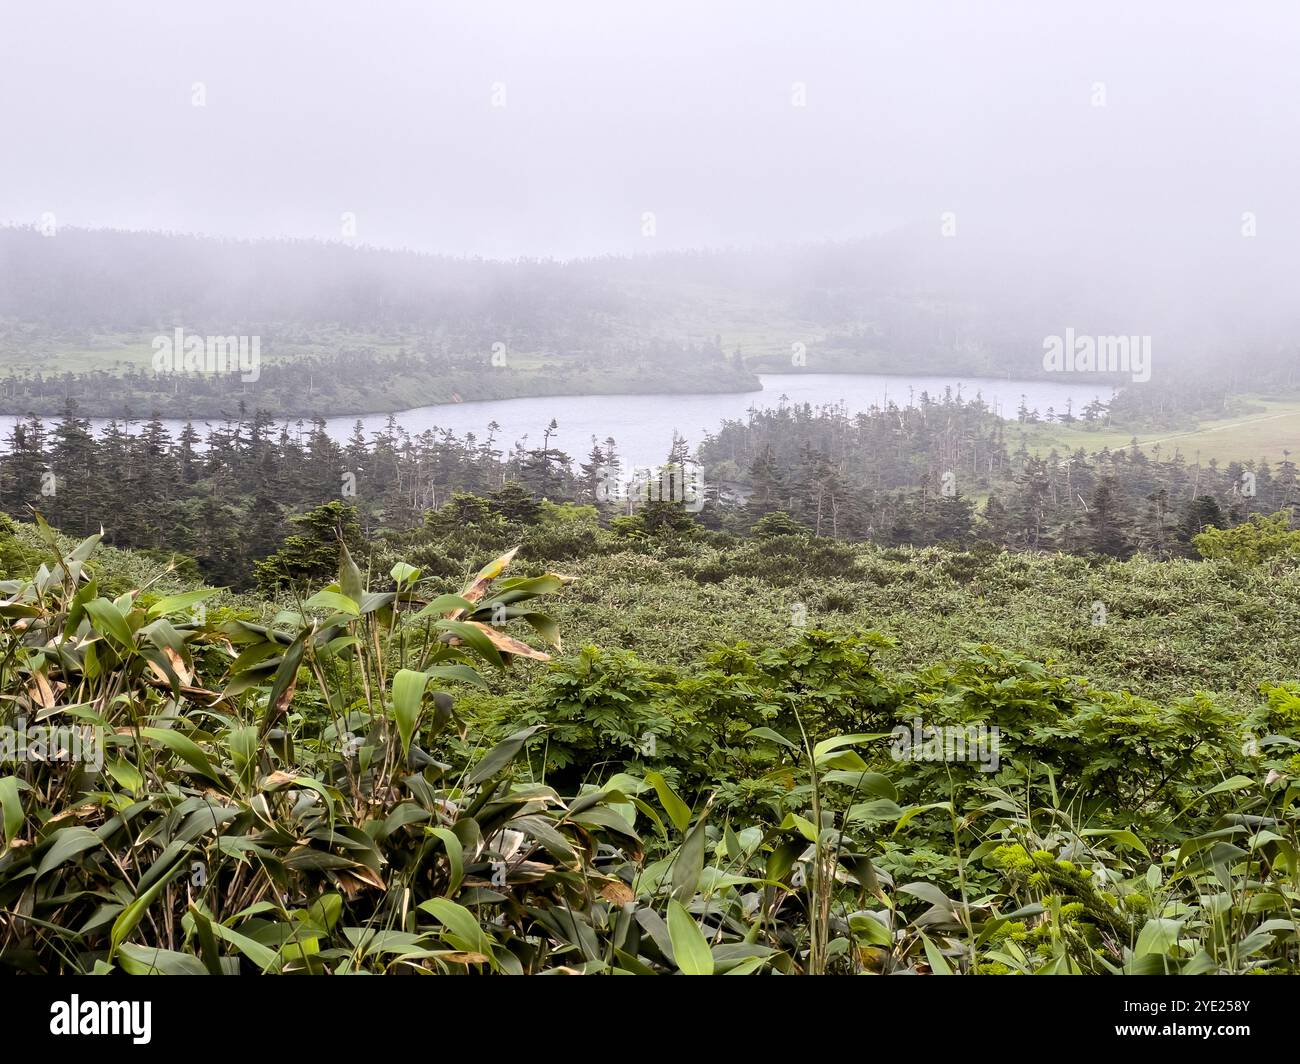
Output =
[
  {"x1": 427, "y1": 826, "x2": 465, "y2": 894},
  {"x1": 140, "y1": 727, "x2": 222, "y2": 785},
  {"x1": 424, "y1": 663, "x2": 488, "y2": 691},
  {"x1": 303, "y1": 590, "x2": 360, "y2": 616},
  {"x1": 645, "y1": 771, "x2": 691, "y2": 834},
  {"x1": 466, "y1": 726, "x2": 542, "y2": 786},
  {"x1": 0, "y1": 776, "x2": 22, "y2": 845},
  {"x1": 147, "y1": 588, "x2": 219, "y2": 620},
  {"x1": 84, "y1": 598, "x2": 135, "y2": 650},
  {"x1": 418, "y1": 897, "x2": 496, "y2": 966},
  {"x1": 110, "y1": 850, "x2": 186, "y2": 958},
  {"x1": 920, "y1": 932, "x2": 954, "y2": 974},
  {"x1": 37, "y1": 826, "x2": 102, "y2": 877},
  {"x1": 391, "y1": 668, "x2": 428, "y2": 758},
  {"x1": 338, "y1": 541, "x2": 366, "y2": 604},
  {"x1": 667, "y1": 900, "x2": 713, "y2": 975}
]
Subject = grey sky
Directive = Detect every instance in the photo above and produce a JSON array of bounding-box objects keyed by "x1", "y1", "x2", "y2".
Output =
[{"x1": 1, "y1": 0, "x2": 1297, "y2": 263}]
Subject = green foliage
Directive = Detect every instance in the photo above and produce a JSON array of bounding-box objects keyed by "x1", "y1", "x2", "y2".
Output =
[
  {"x1": 3, "y1": 521, "x2": 1300, "y2": 976},
  {"x1": 487, "y1": 482, "x2": 542, "y2": 524},
  {"x1": 508, "y1": 646, "x2": 673, "y2": 789},
  {"x1": 0, "y1": 512, "x2": 37, "y2": 576},
  {"x1": 750, "y1": 510, "x2": 809, "y2": 538},
  {"x1": 520, "y1": 501, "x2": 603, "y2": 560},
  {"x1": 253, "y1": 501, "x2": 366, "y2": 595},
  {"x1": 0, "y1": 533, "x2": 597, "y2": 973},
  {"x1": 1194, "y1": 510, "x2": 1300, "y2": 565}
]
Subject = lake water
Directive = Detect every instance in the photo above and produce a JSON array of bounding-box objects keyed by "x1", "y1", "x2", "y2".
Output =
[
  {"x1": 321, "y1": 373, "x2": 1109, "y2": 470},
  {"x1": 3, "y1": 374, "x2": 1111, "y2": 470}
]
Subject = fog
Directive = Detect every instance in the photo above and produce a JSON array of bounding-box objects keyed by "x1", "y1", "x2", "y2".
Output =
[
  {"x1": 2, "y1": 1, "x2": 1298, "y2": 356},
  {"x1": 2, "y1": 2, "x2": 1296, "y2": 249}
]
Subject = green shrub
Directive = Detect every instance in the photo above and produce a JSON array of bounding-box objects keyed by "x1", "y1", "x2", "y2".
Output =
[{"x1": 1194, "y1": 510, "x2": 1300, "y2": 565}]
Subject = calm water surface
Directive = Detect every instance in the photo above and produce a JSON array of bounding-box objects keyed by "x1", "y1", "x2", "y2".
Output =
[{"x1": 5, "y1": 373, "x2": 1112, "y2": 470}]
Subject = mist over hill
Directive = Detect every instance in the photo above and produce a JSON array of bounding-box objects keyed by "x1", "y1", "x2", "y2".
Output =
[{"x1": 2, "y1": 222, "x2": 1296, "y2": 419}]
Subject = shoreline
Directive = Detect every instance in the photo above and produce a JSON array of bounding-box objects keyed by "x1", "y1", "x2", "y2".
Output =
[{"x1": 0, "y1": 367, "x2": 1117, "y2": 423}]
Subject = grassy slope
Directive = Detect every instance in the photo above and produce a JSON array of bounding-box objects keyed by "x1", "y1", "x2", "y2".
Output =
[
  {"x1": 0, "y1": 327, "x2": 414, "y2": 376},
  {"x1": 538, "y1": 544, "x2": 1299, "y2": 715},
  {"x1": 6, "y1": 517, "x2": 1294, "y2": 722},
  {"x1": 0, "y1": 325, "x2": 761, "y2": 417},
  {"x1": 1014, "y1": 395, "x2": 1300, "y2": 463}
]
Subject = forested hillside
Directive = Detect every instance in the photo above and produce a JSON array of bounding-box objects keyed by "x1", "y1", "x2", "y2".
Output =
[{"x1": 5, "y1": 226, "x2": 1296, "y2": 418}]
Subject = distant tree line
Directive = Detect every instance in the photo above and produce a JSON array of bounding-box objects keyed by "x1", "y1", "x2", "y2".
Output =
[
  {"x1": 0, "y1": 392, "x2": 1295, "y2": 590},
  {"x1": 0, "y1": 336, "x2": 749, "y2": 418},
  {"x1": 702, "y1": 395, "x2": 1299, "y2": 557}
]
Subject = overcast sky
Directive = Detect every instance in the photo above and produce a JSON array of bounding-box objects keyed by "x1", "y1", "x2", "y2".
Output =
[{"x1": 2, "y1": 1, "x2": 1297, "y2": 261}]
